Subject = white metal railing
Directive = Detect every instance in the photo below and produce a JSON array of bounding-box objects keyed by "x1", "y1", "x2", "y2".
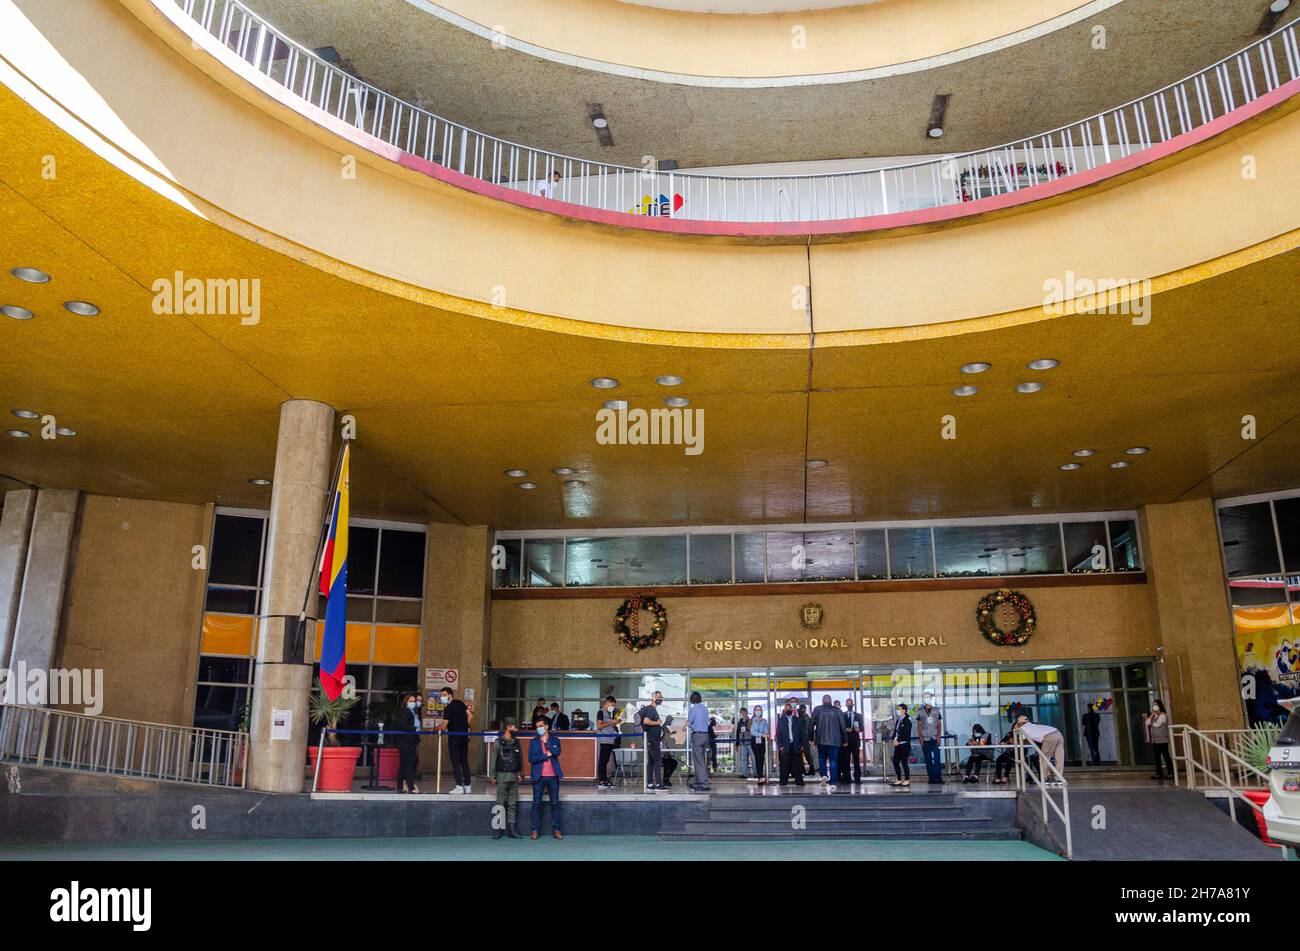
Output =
[
  {"x1": 166, "y1": 0, "x2": 1300, "y2": 225},
  {"x1": 1170, "y1": 723, "x2": 1268, "y2": 827},
  {"x1": 1014, "y1": 736, "x2": 1073, "y2": 859},
  {"x1": 0, "y1": 703, "x2": 248, "y2": 788}
]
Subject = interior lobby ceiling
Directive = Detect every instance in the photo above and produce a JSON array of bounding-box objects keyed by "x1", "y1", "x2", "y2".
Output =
[
  {"x1": 246, "y1": 0, "x2": 1293, "y2": 168},
  {"x1": 2, "y1": 79, "x2": 1300, "y2": 532}
]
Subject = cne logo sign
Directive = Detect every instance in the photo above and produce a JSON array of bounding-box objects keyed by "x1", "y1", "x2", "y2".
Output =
[{"x1": 50, "y1": 882, "x2": 151, "y2": 932}]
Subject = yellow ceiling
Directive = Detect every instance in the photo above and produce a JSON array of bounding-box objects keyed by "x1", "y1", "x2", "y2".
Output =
[{"x1": 2, "y1": 82, "x2": 1300, "y2": 530}]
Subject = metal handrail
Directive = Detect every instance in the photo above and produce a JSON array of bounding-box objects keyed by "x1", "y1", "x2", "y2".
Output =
[
  {"x1": 0, "y1": 702, "x2": 248, "y2": 788},
  {"x1": 164, "y1": 0, "x2": 1300, "y2": 225},
  {"x1": 1170, "y1": 723, "x2": 1269, "y2": 828},
  {"x1": 1014, "y1": 735, "x2": 1074, "y2": 859}
]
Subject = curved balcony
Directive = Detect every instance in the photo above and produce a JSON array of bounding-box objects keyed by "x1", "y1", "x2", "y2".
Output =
[{"x1": 169, "y1": 0, "x2": 1300, "y2": 232}]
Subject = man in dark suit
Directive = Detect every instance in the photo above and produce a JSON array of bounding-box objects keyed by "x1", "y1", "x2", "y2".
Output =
[
  {"x1": 549, "y1": 703, "x2": 571, "y2": 732},
  {"x1": 839, "y1": 698, "x2": 864, "y2": 785},
  {"x1": 776, "y1": 700, "x2": 806, "y2": 786}
]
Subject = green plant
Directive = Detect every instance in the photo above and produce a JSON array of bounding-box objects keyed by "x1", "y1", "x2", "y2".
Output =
[
  {"x1": 1240, "y1": 723, "x2": 1281, "y2": 775},
  {"x1": 310, "y1": 680, "x2": 360, "y2": 746},
  {"x1": 236, "y1": 702, "x2": 252, "y2": 734}
]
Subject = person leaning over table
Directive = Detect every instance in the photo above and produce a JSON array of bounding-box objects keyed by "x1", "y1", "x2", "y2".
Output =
[
  {"x1": 489, "y1": 719, "x2": 524, "y2": 839},
  {"x1": 749, "y1": 704, "x2": 769, "y2": 785},
  {"x1": 528, "y1": 717, "x2": 564, "y2": 840},
  {"x1": 1014, "y1": 714, "x2": 1065, "y2": 787}
]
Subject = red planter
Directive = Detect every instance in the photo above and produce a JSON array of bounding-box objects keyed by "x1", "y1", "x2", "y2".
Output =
[
  {"x1": 308, "y1": 745, "x2": 363, "y2": 792},
  {"x1": 375, "y1": 747, "x2": 399, "y2": 781},
  {"x1": 1243, "y1": 789, "x2": 1276, "y2": 845}
]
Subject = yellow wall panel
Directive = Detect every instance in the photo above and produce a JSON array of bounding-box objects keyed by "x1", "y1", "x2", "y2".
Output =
[
  {"x1": 201, "y1": 613, "x2": 255, "y2": 657},
  {"x1": 373, "y1": 625, "x2": 421, "y2": 665}
]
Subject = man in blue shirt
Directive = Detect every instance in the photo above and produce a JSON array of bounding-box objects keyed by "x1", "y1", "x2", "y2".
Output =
[{"x1": 687, "y1": 691, "x2": 712, "y2": 791}]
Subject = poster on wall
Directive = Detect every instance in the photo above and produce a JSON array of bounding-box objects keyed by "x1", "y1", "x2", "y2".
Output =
[
  {"x1": 424, "y1": 667, "x2": 458, "y2": 692},
  {"x1": 1233, "y1": 606, "x2": 1300, "y2": 724}
]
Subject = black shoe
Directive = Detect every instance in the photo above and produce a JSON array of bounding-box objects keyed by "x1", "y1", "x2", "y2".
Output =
[
  {"x1": 492, "y1": 830, "x2": 503, "y2": 839},
  {"x1": 507, "y1": 829, "x2": 523, "y2": 839},
  {"x1": 795, "y1": 781, "x2": 805, "y2": 786}
]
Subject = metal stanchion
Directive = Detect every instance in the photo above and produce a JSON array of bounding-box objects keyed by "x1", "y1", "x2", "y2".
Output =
[{"x1": 435, "y1": 732, "x2": 443, "y2": 795}]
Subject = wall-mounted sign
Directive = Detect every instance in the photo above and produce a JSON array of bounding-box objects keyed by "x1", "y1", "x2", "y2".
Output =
[
  {"x1": 799, "y1": 603, "x2": 824, "y2": 630},
  {"x1": 693, "y1": 635, "x2": 949, "y2": 654},
  {"x1": 425, "y1": 667, "x2": 458, "y2": 691},
  {"x1": 270, "y1": 708, "x2": 292, "y2": 741}
]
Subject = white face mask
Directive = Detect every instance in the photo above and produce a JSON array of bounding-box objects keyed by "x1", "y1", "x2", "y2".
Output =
[
  {"x1": 537, "y1": 726, "x2": 547, "y2": 736},
  {"x1": 406, "y1": 702, "x2": 418, "y2": 710}
]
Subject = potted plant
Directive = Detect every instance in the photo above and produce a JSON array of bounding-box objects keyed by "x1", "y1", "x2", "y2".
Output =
[
  {"x1": 1241, "y1": 723, "x2": 1282, "y2": 844},
  {"x1": 232, "y1": 701, "x2": 251, "y2": 786},
  {"x1": 307, "y1": 681, "x2": 362, "y2": 792}
]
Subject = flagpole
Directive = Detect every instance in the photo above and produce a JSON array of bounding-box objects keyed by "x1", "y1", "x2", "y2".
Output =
[{"x1": 289, "y1": 437, "x2": 351, "y2": 665}]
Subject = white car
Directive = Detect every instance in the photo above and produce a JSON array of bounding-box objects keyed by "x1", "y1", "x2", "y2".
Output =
[{"x1": 1263, "y1": 697, "x2": 1300, "y2": 848}]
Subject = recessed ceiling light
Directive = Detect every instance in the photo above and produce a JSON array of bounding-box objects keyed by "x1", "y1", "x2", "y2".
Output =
[
  {"x1": 927, "y1": 127, "x2": 944, "y2": 138},
  {"x1": 55, "y1": 427, "x2": 76, "y2": 437},
  {"x1": 592, "y1": 116, "x2": 609, "y2": 129},
  {"x1": 10, "y1": 267, "x2": 50, "y2": 284},
  {"x1": 517, "y1": 482, "x2": 538, "y2": 490},
  {"x1": 249, "y1": 478, "x2": 271, "y2": 485},
  {"x1": 655, "y1": 375, "x2": 683, "y2": 386},
  {"x1": 602, "y1": 399, "x2": 627, "y2": 411},
  {"x1": 504, "y1": 468, "x2": 528, "y2": 478},
  {"x1": 1270, "y1": 0, "x2": 1290, "y2": 13},
  {"x1": 806, "y1": 459, "x2": 828, "y2": 469},
  {"x1": 591, "y1": 377, "x2": 619, "y2": 389},
  {"x1": 1059, "y1": 463, "x2": 1082, "y2": 471},
  {"x1": 953, "y1": 385, "x2": 978, "y2": 397},
  {"x1": 564, "y1": 479, "x2": 586, "y2": 487},
  {"x1": 552, "y1": 467, "x2": 576, "y2": 475},
  {"x1": 664, "y1": 396, "x2": 690, "y2": 408},
  {"x1": 1109, "y1": 460, "x2": 1131, "y2": 469},
  {"x1": 2, "y1": 305, "x2": 33, "y2": 320},
  {"x1": 4, "y1": 429, "x2": 30, "y2": 439},
  {"x1": 1027, "y1": 358, "x2": 1059, "y2": 370},
  {"x1": 960, "y1": 362, "x2": 991, "y2": 374},
  {"x1": 1124, "y1": 446, "x2": 1149, "y2": 455},
  {"x1": 63, "y1": 301, "x2": 100, "y2": 316},
  {"x1": 1016, "y1": 382, "x2": 1044, "y2": 393},
  {"x1": 1072, "y1": 449, "x2": 1096, "y2": 457},
  {"x1": 11, "y1": 409, "x2": 39, "y2": 419}
]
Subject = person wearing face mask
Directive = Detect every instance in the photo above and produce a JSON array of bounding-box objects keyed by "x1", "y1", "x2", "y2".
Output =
[
  {"x1": 839, "y1": 698, "x2": 864, "y2": 786},
  {"x1": 798, "y1": 704, "x2": 817, "y2": 777},
  {"x1": 1144, "y1": 699, "x2": 1173, "y2": 782},
  {"x1": 961, "y1": 724, "x2": 993, "y2": 784},
  {"x1": 490, "y1": 719, "x2": 524, "y2": 839},
  {"x1": 392, "y1": 693, "x2": 423, "y2": 794},
  {"x1": 637, "y1": 691, "x2": 666, "y2": 791},
  {"x1": 595, "y1": 695, "x2": 620, "y2": 788},
  {"x1": 528, "y1": 718, "x2": 564, "y2": 839},
  {"x1": 735, "y1": 708, "x2": 753, "y2": 779},
  {"x1": 916, "y1": 692, "x2": 944, "y2": 785},
  {"x1": 749, "y1": 705, "x2": 769, "y2": 785},
  {"x1": 776, "y1": 700, "x2": 806, "y2": 786},
  {"x1": 439, "y1": 687, "x2": 473, "y2": 794},
  {"x1": 890, "y1": 703, "x2": 912, "y2": 787}
]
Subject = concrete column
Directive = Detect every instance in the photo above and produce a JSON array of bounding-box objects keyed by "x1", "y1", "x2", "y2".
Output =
[
  {"x1": 1139, "y1": 498, "x2": 1243, "y2": 730},
  {"x1": 419, "y1": 523, "x2": 492, "y2": 775},
  {"x1": 0, "y1": 488, "x2": 37, "y2": 671},
  {"x1": 248, "y1": 400, "x2": 335, "y2": 793},
  {"x1": 8, "y1": 489, "x2": 78, "y2": 687}
]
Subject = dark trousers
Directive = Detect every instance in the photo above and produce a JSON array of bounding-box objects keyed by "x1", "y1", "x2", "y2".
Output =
[
  {"x1": 818, "y1": 744, "x2": 840, "y2": 782},
  {"x1": 646, "y1": 735, "x2": 663, "y2": 786},
  {"x1": 994, "y1": 752, "x2": 1015, "y2": 780},
  {"x1": 922, "y1": 738, "x2": 942, "y2": 782},
  {"x1": 530, "y1": 776, "x2": 561, "y2": 832},
  {"x1": 597, "y1": 742, "x2": 615, "y2": 782},
  {"x1": 892, "y1": 742, "x2": 910, "y2": 780},
  {"x1": 1085, "y1": 734, "x2": 1101, "y2": 766},
  {"x1": 779, "y1": 746, "x2": 804, "y2": 784},
  {"x1": 663, "y1": 754, "x2": 678, "y2": 784},
  {"x1": 449, "y1": 737, "x2": 471, "y2": 787},
  {"x1": 1152, "y1": 742, "x2": 1174, "y2": 778},
  {"x1": 963, "y1": 752, "x2": 992, "y2": 778},
  {"x1": 838, "y1": 740, "x2": 861, "y2": 783},
  {"x1": 396, "y1": 741, "x2": 418, "y2": 788},
  {"x1": 752, "y1": 739, "x2": 766, "y2": 779}
]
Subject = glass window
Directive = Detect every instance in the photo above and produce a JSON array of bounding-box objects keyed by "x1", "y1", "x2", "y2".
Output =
[
  {"x1": 734, "y1": 533, "x2": 765, "y2": 583},
  {"x1": 688, "y1": 534, "x2": 732, "y2": 584},
  {"x1": 855, "y1": 529, "x2": 887, "y2": 580},
  {"x1": 935, "y1": 523, "x2": 1063, "y2": 577},
  {"x1": 1063, "y1": 521, "x2": 1109, "y2": 573},
  {"x1": 205, "y1": 587, "x2": 257, "y2": 615},
  {"x1": 888, "y1": 527, "x2": 933, "y2": 579},
  {"x1": 1273, "y1": 497, "x2": 1300, "y2": 574},
  {"x1": 564, "y1": 535, "x2": 686, "y2": 587},
  {"x1": 524, "y1": 538, "x2": 564, "y2": 588},
  {"x1": 377, "y1": 529, "x2": 425, "y2": 597},
  {"x1": 493, "y1": 538, "x2": 521, "y2": 588},
  {"x1": 801, "y1": 531, "x2": 855, "y2": 582},
  {"x1": 208, "y1": 515, "x2": 263, "y2": 587},
  {"x1": 1218, "y1": 503, "x2": 1279, "y2": 578},
  {"x1": 347, "y1": 526, "x2": 379, "y2": 594},
  {"x1": 1107, "y1": 520, "x2": 1142, "y2": 572},
  {"x1": 196, "y1": 656, "x2": 251, "y2": 685},
  {"x1": 374, "y1": 598, "x2": 421, "y2": 624},
  {"x1": 764, "y1": 532, "x2": 803, "y2": 582}
]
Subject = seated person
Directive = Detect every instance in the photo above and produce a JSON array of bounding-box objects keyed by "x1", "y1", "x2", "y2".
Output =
[
  {"x1": 961, "y1": 724, "x2": 994, "y2": 783},
  {"x1": 993, "y1": 729, "x2": 1018, "y2": 784}
]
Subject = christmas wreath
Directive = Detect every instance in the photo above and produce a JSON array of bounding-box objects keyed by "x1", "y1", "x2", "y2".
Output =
[
  {"x1": 614, "y1": 594, "x2": 667, "y2": 653},
  {"x1": 977, "y1": 588, "x2": 1036, "y2": 646}
]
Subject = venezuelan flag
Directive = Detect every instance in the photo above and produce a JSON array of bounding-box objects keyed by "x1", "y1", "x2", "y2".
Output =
[{"x1": 318, "y1": 444, "x2": 349, "y2": 700}]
